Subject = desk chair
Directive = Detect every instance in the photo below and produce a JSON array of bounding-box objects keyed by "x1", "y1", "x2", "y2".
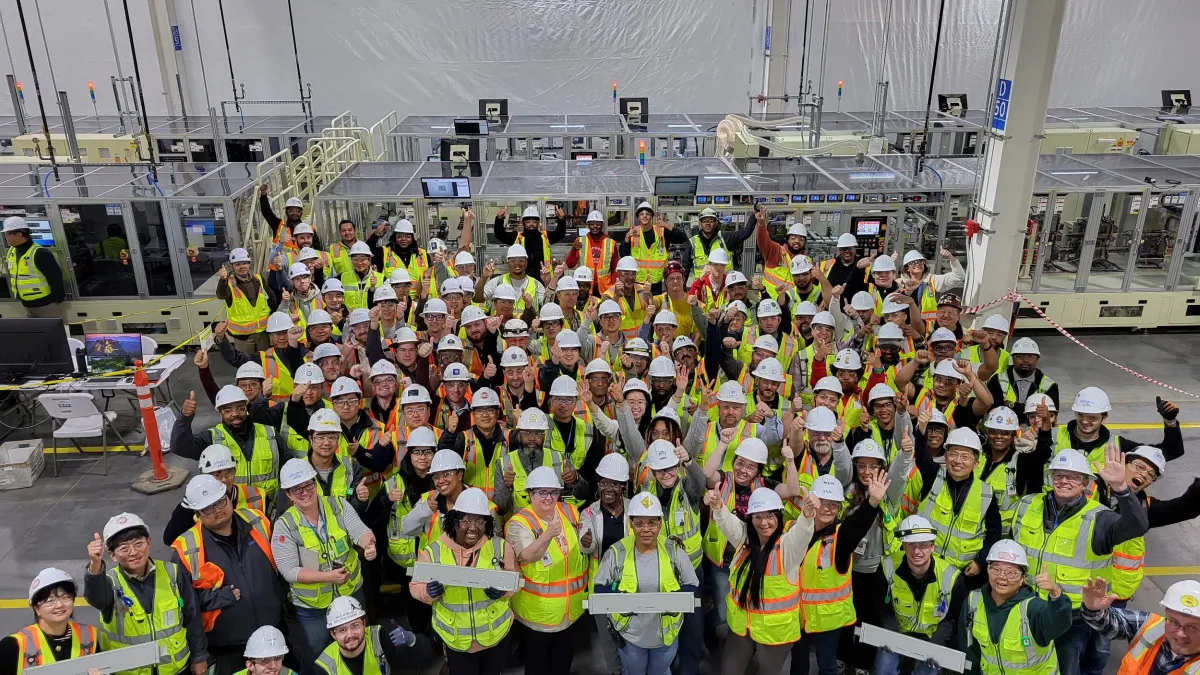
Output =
[{"x1": 37, "y1": 392, "x2": 133, "y2": 476}]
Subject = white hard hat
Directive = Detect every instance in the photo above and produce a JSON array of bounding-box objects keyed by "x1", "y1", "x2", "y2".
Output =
[
  {"x1": 902, "y1": 250, "x2": 926, "y2": 267},
  {"x1": 267, "y1": 312, "x2": 294, "y2": 333},
  {"x1": 294, "y1": 363, "x2": 324, "y2": 385},
  {"x1": 438, "y1": 334, "x2": 464, "y2": 351},
  {"x1": 2, "y1": 215, "x2": 29, "y2": 232},
  {"x1": 752, "y1": 357, "x2": 785, "y2": 383},
  {"x1": 810, "y1": 475, "x2": 845, "y2": 502},
  {"x1": 198, "y1": 444, "x2": 237, "y2": 473},
  {"x1": 450, "y1": 487, "x2": 489, "y2": 516},
  {"x1": 394, "y1": 327, "x2": 419, "y2": 344},
  {"x1": 636, "y1": 201, "x2": 654, "y2": 214},
  {"x1": 402, "y1": 384, "x2": 432, "y2": 405},
  {"x1": 981, "y1": 314, "x2": 1010, "y2": 333},
  {"x1": 229, "y1": 247, "x2": 251, "y2": 264},
  {"x1": 584, "y1": 358, "x2": 613, "y2": 377},
  {"x1": 439, "y1": 278, "x2": 464, "y2": 296},
  {"x1": 502, "y1": 319, "x2": 529, "y2": 338},
  {"x1": 493, "y1": 284, "x2": 519, "y2": 301},
  {"x1": 326, "y1": 596, "x2": 366, "y2": 629},
  {"x1": 322, "y1": 278, "x2": 345, "y2": 294},
  {"x1": 431, "y1": 449, "x2": 466, "y2": 474},
  {"x1": 716, "y1": 381, "x2": 747, "y2": 404},
  {"x1": 28, "y1": 568, "x2": 74, "y2": 602},
  {"x1": 881, "y1": 300, "x2": 908, "y2": 316},
  {"x1": 851, "y1": 439, "x2": 886, "y2": 462},
  {"x1": 623, "y1": 378, "x2": 651, "y2": 396},
  {"x1": 756, "y1": 300, "x2": 782, "y2": 319},
  {"x1": 806, "y1": 406, "x2": 837, "y2": 433},
  {"x1": 871, "y1": 256, "x2": 896, "y2": 274},
  {"x1": 1024, "y1": 392, "x2": 1057, "y2": 414},
  {"x1": 472, "y1": 387, "x2": 500, "y2": 409},
  {"x1": 236, "y1": 361, "x2": 266, "y2": 381},
  {"x1": 671, "y1": 336, "x2": 697, "y2": 352},
  {"x1": 984, "y1": 407, "x2": 1019, "y2": 431},
  {"x1": 555, "y1": 331, "x2": 581, "y2": 350},
  {"x1": 726, "y1": 300, "x2": 749, "y2": 317},
  {"x1": 813, "y1": 376, "x2": 842, "y2": 395},
  {"x1": 1071, "y1": 387, "x2": 1111, "y2": 414},
  {"x1": 308, "y1": 408, "x2": 341, "y2": 433},
  {"x1": 549, "y1": 375, "x2": 578, "y2": 397},
  {"x1": 1161, "y1": 580, "x2": 1200, "y2": 618},
  {"x1": 850, "y1": 291, "x2": 875, "y2": 312},
  {"x1": 1010, "y1": 337, "x2": 1039, "y2": 356},
  {"x1": 294, "y1": 222, "x2": 314, "y2": 236},
  {"x1": 244, "y1": 625, "x2": 289, "y2": 659},
  {"x1": 836, "y1": 233, "x2": 858, "y2": 248},
  {"x1": 877, "y1": 322, "x2": 904, "y2": 343},
  {"x1": 103, "y1": 512, "x2": 148, "y2": 545},
  {"x1": 373, "y1": 284, "x2": 398, "y2": 303},
  {"x1": 573, "y1": 266, "x2": 594, "y2": 282},
  {"x1": 946, "y1": 427, "x2": 982, "y2": 453},
  {"x1": 423, "y1": 298, "x2": 449, "y2": 316},
  {"x1": 1127, "y1": 445, "x2": 1167, "y2": 475},
  {"x1": 454, "y1": 250, "x2": 476, "y2": 267},
  {"x1": 726, "y1": 271, "x2": 748, "y2": 287},
  {"x1": 585, "y1": 210, "x2": 605, "y2": 223},
  {"x1": 598, "y1": 299, "x2": 622, "y2": 316},
  {"x1": 517, "y1": 407, "x2": 549, "y2": 431},
  {"x1": 182, "y1": 474, "x2": 228, "y2": 511},
  {"x1": 790, "y1": 255, "x2": 814, "y2": 275},
  {"x1": 707, "y1": 248, "x2": 730, "y2": 266},
  {"x1": 596, "y1": 453, "x2": 631, "y2": 482},
  {"x1": 616, "y1": 256, "x2": 639, "y2": 273},
  {"x1": 349, "y1": 241, "x2": 373, "y2": 257},
  {"x1": 289, "y1": 262, "x2": 312, "y2": 279},
  {"x1": 833, "y1": 349, "x2": 862, "y2": 371},
  {"x1": 897, "y1": 515, "x2": 937, "y2": 544},
  {"x1": 442, "y1": 362, "x2": 472, "y2": 382},
  {"x1": 539, "y1": 303, "x2": 565, "y2": 321},
  {"x1": 284, "y1": 197, "x2": 304, "y2": 209},
  {"x1": 746, "y1": 487, "x2": 784, "y2": 515},
  {"x1": 867, "y1": 383, "x2": 895, "y2": 404},
  {"x1": 625, "y1": 338, "x2": 651, "y2": 356},
  {"x1": 556, "y1": 276, "x2": 579, "y2": 292},
  {"x1": 408, "y1": 426, "x2": 438, "y2": 448},
  {"x1": 280, "y1": 454, "x2": 319, "y2": 485},
  {"x1": 297, "y1": 247, "x2": 319, "y2": 261},
  {"x1": 646, "y1": 356, "x2": 675, "y2": 379},
  {"x1": 521, "y1": 205, "x2": 541, "y2": 220},
  {"x1": 1049, "y1": 448, "x2": 1094, "y2": 476},
  {"x1": 215, "y1": 384, "x2": 249, "y2": 409},
  {"x1": 645, "y1": 439, "x2": 680, "y2": 471},
  {"x1": 330, "y1": 376, "x2": 362, "y2": 398},
  {"x1": 370, "y1": 359, "x2": 398, "y2": 379},
  {"x1": 986, "y1": 539, "x2": 1029, "y2": 568},
  {"x1": 753, "y1": 334, "x2": 780, "y2": 354},
  {"x1": 787, "y1": 223, "x2": 808, "y2": 238},
  {"x1": 506, "y1": 244, "x2": 528, "y2": 259},
  {"x1": 312, "y1": 342, "x2": 341, "y2": 363},
  {"x1": 394, "y1": 219, "x2": 415, "y2": 234},
  {"x1": 928, "y1": 327, "x2": 958, "y2": 344},
  {"x1": 525, "y1": 465, "x2": 562, "y2": 490},
  {"x1": 348, "y1": 308, "x2": 371, "y2": 326},
  {"x1": 932, "y1": 360, "x2": 966, "y2": 382},
  {"x1": 653, "y1": 310, "x2": 677, "y2": 326},
  {"x1": 388, "y1": 267, "x2": 412, "y2": 285},
  {"x1": 734, "y1": 438, "x2": 769, "y2": 465},
  {"x1": 928, "y1": 408, "x2": 949, "y2": 428},
  {"x1": 501, "y1": 347, "x2": 529, "y2": 368},
  {"x1": 794, "y1": 301, "x2": 818, "y2": 317},
  {"x1": 307, "y1": 309, "x2": 333, "y2": 326},
  {"x1": 812, "y1": 311, "x2": 836, "y2": 327},
  {"x1": 698, "y1": 207, "x2": 718, "y2": 220},
  {"x1": 628, "y1": 491, "x2": 664, "y2": 518}
]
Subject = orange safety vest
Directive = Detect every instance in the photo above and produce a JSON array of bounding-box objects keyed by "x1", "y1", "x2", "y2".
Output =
[
  {"x1": 170, "y1": 508, "x2": 275, "y2": 631},
  {"x1": 583, "y1": 235, "x2": 617, "y2": 294},
  {"x1": 1117, "y1": 614, "x2": 1200, "y2": 675}
]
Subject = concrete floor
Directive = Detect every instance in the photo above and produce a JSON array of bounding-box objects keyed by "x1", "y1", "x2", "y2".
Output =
[{"x1": 1, "y1": 332, "x2": 1198, "y2": 675}]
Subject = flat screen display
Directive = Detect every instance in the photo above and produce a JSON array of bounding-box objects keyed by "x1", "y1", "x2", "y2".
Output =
[
  {"x1": 421, "y1": 178, "x2": 471, "y2": 199},
  {"x1": 855, "y1": 219, "x2": 882, "y2": 236},
  {"x1": 453, "y1": 119, "x2": 489, "y2": 135},
  {"x1": 654, "y1": 175, "x2": 699, "y2": 196}
]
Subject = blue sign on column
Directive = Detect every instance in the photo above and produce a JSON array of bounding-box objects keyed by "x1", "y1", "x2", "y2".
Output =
[
  {"x1": 992, "y1": 78, "x2": 1012, "y2": 132},
  {"x1": 171, "y1": 25, "x2": 182, "y2": 51}
]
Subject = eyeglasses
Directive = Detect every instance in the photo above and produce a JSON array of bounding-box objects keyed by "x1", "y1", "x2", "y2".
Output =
[
  {"x1": 945, "y1": 450, "x2": 976, "y2": 463},
  {"x1": 530, "y1": 489, "x2": 560, "y2": 500},
  {"x1": 36, "y1": 592, "x2": 74, "y2": 608},
  {"x1": 853, "y1": 460, "x2": 881, "y2": 470},
  {"x1": 332, "y1": 397, "x2": 360, "y2": 409},
  {"x1": 199, "y1": 495, "x2": 230, "y2": 517},
  {"x1": 250, "y1": 657, "x2": 284, "y2": 666},
  {"x1": 817, "y1": 499, "x2": 840, "y2": 512},
  {"x1": 1165, "y1": 616, "x2": 1200, "y2": 637},
  {"x1": 1051, "y1": 472, "x2": 1085, "y2": 485},
  {"x1": 409, "y1": 447, "x2": 435, "y2": 457},
  {"x1": 459, "y1": 515, "x2": 487, "y2": 530},
  {"x1": 597, "y1": 479, "x2": 624, "y2": 491},
  {"x1": 331, "y1": 622, "x2": 361, "y2": 638},
  {"x1": 221, "y1": 404, "x2": 249, "y2": 415},
  {"x1": 987, "y1": 564, "x2": 1025, "y2": 580},
  {"x1": 287, "y1": 482, "x2": 316, "y2": 497},
  {"x1": 113, "y1": 539, "x2": 150, "y2": 557}
]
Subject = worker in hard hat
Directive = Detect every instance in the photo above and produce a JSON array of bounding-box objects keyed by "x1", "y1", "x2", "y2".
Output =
[
  {"x1": 643, "y1": 355, "x2": 685, "y2": 419},
  {"x1": 210, "y1": 313, "x2": 299, "y2": 404},
  {"x1": 235, "y1": 625, "x2": 294, "y2": 675},
  {"x1": 170, "y1": 475, "x2": 282, "y2": 675},
  {"x1": 984, "y1": 337, "x2": 1058, "y2": 424},
  {"x1": 791, "y1": 311, "x2": 838, "y2": 404},
  {"x1": 847, "y1": 383, "x2": 908, "y2": 463},
  {"x1": 415, "y1": 298, "x2": 453, "y2": 349},
  {"x1": 962, "y1": 314, "x2": 1014, "y2": 377},
  {"x1": 704, "y1": 483, "x2": 817, "y2": 674},
  {"x1": 401, "y1": 449, "x2": 500, "y2": 555},
  {"x1": 1011, "y1": 448, "x2": 1149, "y2": 675},
  {"x1": 218, "y1": 248, "x2": 276, "y2": 356},
  {"x1": 366, "y1": 285, "x2": 403, "y2": 344},
  {"x1": 319, "y1": 278, "x2": 349, "y2": 329},
  {"x1": 620, "y1": 338, "x2": 654, "y2": 382},
  {"x1": 481, "y1": 244, "x2": 545, "y2": 316},
  {"x1": 377, "y1": 424, "x2": 436, "y2": 636},
  {"x1": 780, "y1": 401, "x2": 853, "y2": 496},
  {"x1": 683, "y1": 207, "x2": 740, "y2": 282},
  {"x1": 598, "y1": 255, "x2": 649, "y2": 340},
  {"x1": 1057, "y1": 386, "x2": 1182, "y2": 473},
  {"x1": 293, "y1": 225, "x2": 330, "y2": 267},
  {"x1": 593, "y1": 491, "x2": 699, "y2": 675},
  {"x1": 500, "y1": 318, "x2": 532, "y2": 354},
  {"x1": 366, "y1": 218, "x2": 427, "y2": 292},
  {"x1": 338, "y1": 242, "x2": 384, "y2": 312},
  {"x1": 164, "y1": 444, "x2": 272, "y2": 545},
  {"x1": 259, "y1": 182, "x2": 317, "y2": 251},
  {"x1": 901, "y1": 327, "x2": 962, "y2": 394},
  {"x1": 278, "y1": 262, "x2": 325, "y2": 329},
  {"x1": 866, "y1": 255, "x2": 904, "y2": 315},
  {"x1": 685, "y1": 381, "x2": 781, "y2": 471},
  {"x1": 289, "y1": 408, "x2": 367, "y2": 506},
  {"x1": 897, "y1": 248, "x2": 962, "y2": 331},
  {"x1": 735, "y1": 299, "x2": 800, "y2": 372},
  {"x1": 899, "y1": 406, "x2": 951, "y2": 516},
  {"x1": 459, "y1": 305, "x2": 502, "y2": 378},
  {"x1": 431, "y1": 362, "x2": 473, "y2": 432},
  {"x1": 85, "y1": 512, "x2": 209, "y2": 675},
  {"x1": 248, "y1": 362, "x2": 330, "y2": 460},
  {"x1": 272, "y1": 458, "x2": 377, "y2": 657},
  {"x1": 172, "y1": 384, "x2": 282, "y2": 498},
  {"x1": 495, "y1": 347, "x2": 540, "y2": 429},
  {"x1": 972, "y1": 406, "x2": 1056, "y2": 535},
  {"x1": 315, "y1": 596, "x2": 432, "y2": 675},
  {"x1": 288, "y1": 376, "x2": 395, "y2": 498},
  {"x1": 576, "y1": 454, "x2": 629, "y2": 675},
  {"x1": 494, "y1": 408, "x2": 588, "y2": 515},
  {"x1": 958, "y1": 539, "x2": 1072, "y2": 675},
  {"x1": 528, "y1": 302, "x2": 566, "y2": 363},
  {"x1": 2, "y1": 215, "x2": 65, "y2": 318},
  {"x1": 505, "y1": 465, "x2": 589, "y2": 675},
  {"x1": 696, "y1": 300, "x2": 751, "y2": 392},
  {"x1": 580, "y1": 357, "x2": 617, "y2": 421},
  {"x1": 410, "y1": 487, "x2": 517, "y2": 674},
  {"x1": 647, "y1": 261, "x2": 700, "y2": 341},
  {"x1": 391, "y1": 383, "x2": 443, "y2": 448},
  {"x1": 639, "y1": 308, "x2": 680, "y2": 362},
  {"x1": 549, "y1": 275, "x2": 584, "y2": 330},
  {"x1": 817, "y1": 232, "x2": 870, "y2": 311},
  {"x1": 754, "y1": 206, "x2": 809, "y2": 301},
  {"x1": 6, "y1": 568, "x2": 98, "y2": 672},
  {"x1": 544, "y1": 374, "x2": 611, "y2": 498},
  {"x1": 1082, "y1": 576, "x2": 1200, "y2": 675},
  {"x1": 873, "y1": 515, "x2": 967, "y2": 675},
  {"x1": 896, "y1": 356, "x2": 994, "y2": 429},
  {"x1": 686, "y1": 247, "x2": 732, "y2": 312},
  {"x1": 616, "y1": 378, "x2": 670, "y2": 462},
  {"x1": 867, "y1": 323, "x2": 916, "y2": 388},
  {"x1": 438, "y1": 388, "x2": 506, "y2": 500},
  {"x1": 536, "y1": 330, "x2": 584, "y2": 392},
  {"x1": 580, "y1": 298, "x2": 628, "y2": 370},
  {"x1": 491, "y1": 204, "x2": 569, "y2": 285},
  {"x1": 813, "y1": 349, "x2": 869, "y2": 426},
  {"x1": 566, "y1": 209, "x2": 619, "y2": 294},
  {"x1": 780, "y1": 257, "x2": 824, "y2": 326},
  {"x1": 624, "y1": 202, "x2": 689, "y2": 294}
]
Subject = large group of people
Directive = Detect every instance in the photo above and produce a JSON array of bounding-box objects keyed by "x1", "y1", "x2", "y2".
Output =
[{"x1": 12, "y1": 191, "x2": 1200, "y2": 675}]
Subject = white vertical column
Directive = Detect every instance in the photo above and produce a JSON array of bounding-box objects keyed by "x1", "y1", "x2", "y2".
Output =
[
  {"x1": 762, "y1": 0, "x2": 793, "y2": 115},
  {"x1": 145, "y1": 0, "x2": 189, "y2": 117}
]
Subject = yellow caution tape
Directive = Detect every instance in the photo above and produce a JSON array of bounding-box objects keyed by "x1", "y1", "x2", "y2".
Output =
[{"x1": 66, "y1": 296, "x2": 221, "y2": 326}]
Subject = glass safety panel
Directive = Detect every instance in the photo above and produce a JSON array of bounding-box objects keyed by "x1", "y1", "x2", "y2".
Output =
[
  {"x1": 177, "y1": 203, "x2": 233, "y2": 296},
  {"x1": 1085, "y1": 192, "x2": 1141, "y2": 292},
  {"x1": 0, "y1": 204, "x2": 53, "y2": 300},
  {"x1": 1132, "y1": 191, "x2": 1188, "y2": 290},
  {"x1": 1020, "y1": 194, "x2": 1050, "y2": 291},
  {"x1": 60, "y1": 203, "x2": 137, "y2": 297},
  {"x1": 130, "y1": 202, "x2": 177, "y2": 297},
  {"x1": 1036, "y1": 192, "x2": 1089, "y2": 292}
]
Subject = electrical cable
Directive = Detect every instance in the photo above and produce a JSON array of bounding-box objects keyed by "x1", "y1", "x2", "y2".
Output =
[
  {"x1": 41, "y1": 169, "x2": 50, "y2": 197},
  {"x1": 915, "y1": 0, "x2": 948, "y2": 175},
  {"x1": 286, "y1": 0, "x2": 307, "y2": 117},
  {"x1": 31, "y1": 0, "x2": 57, "y2": 101},
  {"x1": 14, "y1": 0, "x2": 56, "y2": 178},
  {"x1": 119, "y1": 0, "x2": 155, "y2": 174},
  {"x1": 0, "y1": 7, "x2": 19, "y2": 85},
  {"x1": 147, "y1": 172, "x2": 164, "y2": 197}
]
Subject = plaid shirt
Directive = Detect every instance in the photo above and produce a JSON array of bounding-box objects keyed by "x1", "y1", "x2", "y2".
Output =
[{"x1": 1082, "y1": 606, "x2": 1192, "y2": 675}]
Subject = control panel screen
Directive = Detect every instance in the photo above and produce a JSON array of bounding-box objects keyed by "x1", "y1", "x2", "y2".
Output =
[
  {"x1": 421, "y1": 178, "x2": 471, "y2": 198},
  {"x1": 854, "y1": 219, "x2": 882, "y2": 236}
]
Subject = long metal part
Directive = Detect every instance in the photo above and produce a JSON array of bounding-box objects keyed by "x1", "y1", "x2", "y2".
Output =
[
  {"x1": 102, "y1": 0, "x2": 131, "y2": 135},
  {"x1": 120, "y1": 0, "x2": 154, "y2": 169},
  {"x1": 217, "y1": 0, "x2": 238, "y2": 114},
  {"x1": 856, "y1": 623, "x2": 971, "y2": 673},
  {"x1": 286, "y1": 0, "x2": 307, "y2": 117},
  {"x1": 585, "y1": 593, "x2": 700, "y2": 615},
  {"x1": 916, "y1": 0, "x2": 949, "y2": 174},
  {"x1": 8, "y1": 76, "x2": 26, "y2": 134},
  {"x1": 410, "y1": 562, "x2": 522, "y2": 592},
  {"x1": 14, "y1": 0, "x2": 56, "y2": 178},
  {"x1": 26, "y1": 642, "x2": 161, "y2": 675},
  {"x1": 56, "y1": 91, "x2": 80, "y2": 161}
]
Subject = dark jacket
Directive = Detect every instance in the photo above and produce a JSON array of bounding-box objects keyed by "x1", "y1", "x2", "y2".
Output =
[
  {"x1": 1061, "y1": 420, "x2": 1184, "y2": 462},
  {"x1": 958, "y1": 585, "x2": 1072, "y2": 675},
  {"x1": 492, "y1": 216, "x2": 570, "y2": 283},
  {"x1": 9, "y1": 239, "x2": 64, "y2": 307}
]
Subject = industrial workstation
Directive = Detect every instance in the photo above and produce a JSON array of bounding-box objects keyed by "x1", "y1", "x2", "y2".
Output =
[{"x1": 0, "y1": 3, "x2": 1198, "y2": 675}]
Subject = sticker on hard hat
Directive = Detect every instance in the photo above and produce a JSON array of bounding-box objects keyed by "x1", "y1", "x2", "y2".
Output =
[
  {"x1": 995, "y1": 551, "x2": 1020, "y2": 562},
  {"x1": 117, "y1": 515, "x2": 128, "y2": 524},
  {"x1": 1182, "y1": 595, "x2": 1199, "y2": 608},
  {"x1": 30, "y1": 578, "x2": 40, "y2": 589},
  {"x1": 640, "y1": 496, "x2": 653, "y2": 508}
]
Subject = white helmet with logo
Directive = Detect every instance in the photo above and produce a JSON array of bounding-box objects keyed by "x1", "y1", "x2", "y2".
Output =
[
  {"x1": 851, "y1": 439, "x2": 886, "y2": 462},
  {"x1": 645, "y1": 439, "x2": 680, "y2": 471},
  {"x1": 628, "y1": 492, "x2": 664, "y2": 518},
  {"x1": 752, "y1": 334, "x2": 779, "y2": 354},
  {"x1": 326, "y1": 596, "x2": 366, "y2": 629},
  {"x1": 330, "y1": 377, "x2": 361, "y2": 398},
  {"x1": 279, "y1": 458, "x2": 318, "y2": 490},
  {"x1": 308, "y1": 408, "x2": 341, "y2": 433},
  {"x1": 27, "y1": 568, "x2": 75, "y2": 603},
  {"x1": 1161, "y1": 580, "x2": 1200, "y2": 618},
  {"x1": 517, "y1": 408, "x2": 549, "y2": 431},
  {"x1": 897, "y1": 515, "x2": 937, "y2": 543},
  {"x1": 501, "y1": 347, "x2": 529, "y2": 368},
  {"x1": 716, "y1": 381, "x2": 746, "y2": 404},
  {"x1": 244, "y1": 626, "x2": 290, "y2": 659},
  {"x1": 746, "y1": 487, "x2": 783, "y2": 515},
  {"x1": 790, "y1": 255, "x2": 814, "y2": 275},
  {"x1": 1071, "y1": 387, "x2": 1111, "y2": 414},
  {"x1": 402, "y1": 384, "x2": 432, "y2": 405},
  {"x1": 1010, "y1": 337, "x2": 1040, "y2": 356},
  {"x1": 1127, "y1": 446, "x2": 1167, "y2": 475},
  {"x1": 471, "y1": 387, "x2": 500, "y2": 409},
  {"x1": 199, "y1": 445, "x2": 237, "y2": 473},
  {"x1": 1024, "y1": 392, "x2": 1057, "y2": 414},
  {"x1": 103, "y1": 512, "x2": 148, "y2": 545},
  {"x1": 182, "y1": 474, "x2": 227, "y2": 511},
  {"x1": 984, "y1": 407, "x2": 1019, "y2": 431},
  {"x1": 810, "y1": 475, "x2": 845, "y2": 502},
  {"x1": 236, "y1": 361, "x2": 266, "y2": 381},
  {"x1": 986, "y1": 539, "x2": 1028, "y2": 568},
  {"x1": 1048, "y1": 448, "x2": 1094, "y2": 476},
  {"x1": 833, "y1": 349, "x2": 862, "y2": 370},
  {"x1": 752, "y1": 357, "x2": 785, "y2": 383}
]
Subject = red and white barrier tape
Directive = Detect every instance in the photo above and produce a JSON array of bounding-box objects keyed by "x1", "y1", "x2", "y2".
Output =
[{"x1": 981, "y1": 289, "x2": 1200, "y2": 400}]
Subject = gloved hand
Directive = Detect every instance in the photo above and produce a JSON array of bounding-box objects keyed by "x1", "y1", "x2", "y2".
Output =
[
  {"x1": 1157, "y1": 396, "x2": 1179, "y2": 421},
  {"x1": 389, "y1": 624, "x2": 416, "y2": 647},
  {"x1": 426, "y1": 581, "x2": 445, "y2": 599},
  {"x1": 484, "y1": 587, "x2": 505, "y2": 600}
]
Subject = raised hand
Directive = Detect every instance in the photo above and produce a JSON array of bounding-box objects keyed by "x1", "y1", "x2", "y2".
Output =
[
  {"x1": 901, "y1": 426, "x2": 914, "y2": 454},
  {"x1": 484, "y1": 356, "x2": 497, "y2": 379},
  {"x1": 1099, "y1": 444, "x2": 1127, "y2": 491},
  {"x1": 193, "y1": 349, "x2": 209, "y2": 369},
  {"x1": 675, "y1": 365, "x2": 689, "y2": 392},
  {"x1": 544, "y1": 517, "x2": 564, "y2": 540},
  {"x1": 355, "y1": 478, "x2": 370, "y2": 502},
  {"x1": 213, "y1": 321, "x2": 228, "y2": 341},
  {"x1": 182, "y1": 391, "x2": 197, "y2": 417},
  {"x1": 483, "y1": 260, "x2": 496, "y2": 278},
  {"x1": 914, "y1": 349, "x2": 931, "y2": 365},
  {"x1": 866, "y1": 469, "x2": 890, "y2": 507},
  {"x1": 801, "y1": 491, "x2": 820, "y2": 519},
  {"x1": 417, "y1": 342, "x2": 433, "y2": 359},
  {"x1": 87, "y1": 532, "x2": 104, "y2": 568},
  {"x1": 259, "y1": 182, "x2": 271, "y2": 196},
  {"x1": 1035, "y1": 570, "x2": 1062, "y2": 598},
  {"x1": 1080, "y1": 577, "x2": 1116, "y2": 611},
  {"x1": 703, "y1": 489, "x2": 722, "y2": 509},
  {"x1": 675, "y1": 442, "x2": 689, "y2": 464},
  {"x1": 781, "y1": 440, "x2": 795, "y2": 463}
]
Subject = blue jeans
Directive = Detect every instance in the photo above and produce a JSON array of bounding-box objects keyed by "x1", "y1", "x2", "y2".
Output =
[
  {"x1": 294, "y1": 603, "x2": 333, "y2": 663},
  {"x1": 709, "y1": 562, "x2": 730, "y2": 629},
  {"x1": 617, "y1": 640, "x2": 679, "y2": 675},
  {"x1": 791, "y1": 628, "x2": 841, "y2": 675},
  {"x1": 1055, "y1": 610, "x2": 1114, "y2": 675},
  {"x1": 677, "y1": 564, "x2": 703, "y2": 675},
  {"x1": 874, "y1": 646, "x2": 941, "y2": 675}
]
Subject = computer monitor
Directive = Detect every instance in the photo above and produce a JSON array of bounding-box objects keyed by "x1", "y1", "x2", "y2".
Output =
[
  {"x1": 1161, "y1": 90, "x2": 1191, "y2": 112},
  {"x1": 478, "y1": 98, "x2": 509, "y2": 122},
  {"x1": 937, "y1": 94, "x2": 968, "y2": 117},
  {"x1": 84, "y1": 333, "x2": 142, "y2": 374},
  {"x1": 620, "y1": 97, "x2": 650, "y2": 124},
  {"x1": 439, "y1": 138, "x2": 481, "y2": 163},
  {"x1": 0, "y1": 318, "x2": 73, "y2": 377},
  {"x1": 453, "y1": 118, "x2": 489, "y2": 136},
  {"x1": 654, "y1": 175, "x2": 698, "y2": 197},
  {"x1": 421, "y1": 177, "x2": 472, "y2": 199}
]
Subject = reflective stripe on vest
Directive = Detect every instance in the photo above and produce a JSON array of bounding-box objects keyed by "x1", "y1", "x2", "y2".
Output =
[
  {"x1": 917, "y1": 470, "x2": 993, "y2": 568},
  {"x1": 881, "y1": 554, "x2": 959, "y2": 637},
  {"x1": 1118, "y1": 614, "x2": 1200, "y2": 675},
  {"x1": 170, "y1": 509, "x2": 275, "y2": 630},
  {"x1": 499, "y1": 450, "x2": 563, "y2": 513},
  {"x1": 314, "y1": 625, "x2": 387, "y2": 675},
  {"x1": 262, "y1": 348, "x2": 295, "y2": 402},
  {"x1": 799, "y1": 526, "x2": 856, "y2": 632},
  {"x1": 1013, "y1": 493, "x2": 1110, "y2": 608},
  {"x1": 281, "y1": 495, "x2": 362, "y2": 608},
  {"x1": 427, "y1": 537, "x2": 513, "y2": 650},
  {"x1": 99, "y1": 561, "x2": 191, "y2": 675},
  {"x1": 509, "y1": 503, "x2": 587, "y2": 629},
  {"x1": 630, "y1": 227, "x2": 667, "y2": 284},
  {"x1": 227, "y1": 275, "x2": 271, "y2": 336},
  {"x1": 6, "y1": 243, "x2": 51, "y2": 302},
  {"x1": 657, "y1": 481, "x2": 702, "y2": 568},
  {"x1": 385, "y1": 476, "x2": 420, "y2": 567},
  {"x1": 502, "y1": 274, "x2": 538, "y2": 314},
  {"x1": 726, "y1": 524, "x2": 801, "y2": 645},
  {"x1": 607, "y1": 537, "x2": 683, "y2": 644},
  {"x1": 211, "y1": 423, "x2": 280, "y2": 495},
  {"x1": 689, "y1": 234, "x2": 733, "y2": 273},
  {"x1": 14, "y1": 622, "x2": 96, "y2": 672},
  {"x1": 967, "y1": 590, "x2": 1058, "y2": 675},
  {"x1": 515, "y1": 231, "x2": 552, "y2": 261}
]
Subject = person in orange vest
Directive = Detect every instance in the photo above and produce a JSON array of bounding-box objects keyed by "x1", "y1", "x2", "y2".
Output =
[
  {"x1": 1081, "y1": 577, "x2": 1200, "y2": 675},
  {"x1": 218, "y1": 248, "x2": 277, "y2": 356},
  {"x1": 5, "y1": 568, "x2": 97, "y2": 673},
  {"x1": 567, "y1": 210, "x2": 619, "y2": 294},
  {"x1": 259, "y1": 182, "x2": 321, "y2": 251},
  {"x1": 170, "y1": 475, "x2": 283, "y2": 675}
]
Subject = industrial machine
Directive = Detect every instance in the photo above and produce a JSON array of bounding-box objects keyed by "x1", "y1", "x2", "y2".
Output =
[
  {"x1": 11, "y1": 132, "x2": 151, "y2": 164},
  {"x1": 1040, "y1": 127, "x2": 1139, "y2": 154}
]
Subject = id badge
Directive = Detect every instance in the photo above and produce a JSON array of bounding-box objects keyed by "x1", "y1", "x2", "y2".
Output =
[
  {"x1": 675, "y1": 510, "x2": 685, "y2": 528},
  {"x1": 854, "y1": 538, "x2": 868, "y2": 557},
  {"x1": 540, "y1": 552, "x2": 554, "y2": 568}
]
